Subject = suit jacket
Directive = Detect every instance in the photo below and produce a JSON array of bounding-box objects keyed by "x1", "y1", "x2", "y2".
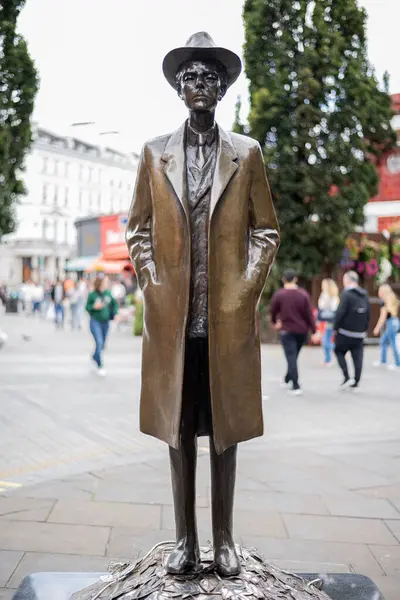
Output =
[{"x1": 126, "y1": 121, "x2": 280, "y2": 453}]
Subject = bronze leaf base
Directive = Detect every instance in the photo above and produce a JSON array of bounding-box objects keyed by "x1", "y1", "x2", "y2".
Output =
[{"x1": 69, "y1": 541, "x2": 330, "y2": 600}]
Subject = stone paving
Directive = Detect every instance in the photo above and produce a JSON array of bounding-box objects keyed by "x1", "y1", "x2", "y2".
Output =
[{"x1": 0, "y1": 312, "x2": 400, "y2": 599}]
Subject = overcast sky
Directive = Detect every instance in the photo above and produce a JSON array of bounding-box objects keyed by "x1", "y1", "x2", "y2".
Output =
[{"x1": 18, "y1": 0, "x2": 400, "y2": 154}]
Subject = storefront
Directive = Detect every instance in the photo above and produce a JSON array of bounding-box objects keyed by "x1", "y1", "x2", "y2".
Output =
[
  {"x1": 365, "y1": 93, "x2": 400, "y2": 233},
  {"x1": 68, "y1": 213, "x2": 133, "y2": 276}
]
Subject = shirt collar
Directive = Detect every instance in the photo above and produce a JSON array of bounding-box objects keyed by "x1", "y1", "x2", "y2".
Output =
[{"x1": 186, "y1": 123, "x2": 216, "y2": 147}]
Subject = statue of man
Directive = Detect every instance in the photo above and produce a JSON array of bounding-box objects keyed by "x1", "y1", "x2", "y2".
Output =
[{"x1": 126, "y1": 32, "x2": 279, "y2": 577}]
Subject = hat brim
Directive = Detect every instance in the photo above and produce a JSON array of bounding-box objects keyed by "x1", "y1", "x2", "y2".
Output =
[{"x1": 162, "y1": 46, "x2": 242, "y2": 90}]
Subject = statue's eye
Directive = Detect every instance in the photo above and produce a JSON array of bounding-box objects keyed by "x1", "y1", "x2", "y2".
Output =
[{"x1": 184, "y1": 74, "x2": 196, "y2": 82}]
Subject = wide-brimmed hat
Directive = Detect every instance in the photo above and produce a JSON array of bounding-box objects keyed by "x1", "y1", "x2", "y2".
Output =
[{"x1": 162, "y1": 32, "x2": 242, "y2": 90}]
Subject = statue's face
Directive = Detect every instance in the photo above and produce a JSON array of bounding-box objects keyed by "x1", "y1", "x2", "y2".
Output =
[{"x1": 178, "y1": 60, "x2": 224, "y2": 112}]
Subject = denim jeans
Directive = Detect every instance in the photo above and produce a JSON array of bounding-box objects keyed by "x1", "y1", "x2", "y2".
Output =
[
  {"x1": 322, "y1": 325, "x2": 334, "y2": 363},
  {"x1": 380, "y1": 317, "x2": 400, "y2": 366},
  {"x1": 90, "y1": 318, "x2": 109, "y2": 368},
  {"x1": 54, "y1": 303, "x2": 64, "y2": 328}
]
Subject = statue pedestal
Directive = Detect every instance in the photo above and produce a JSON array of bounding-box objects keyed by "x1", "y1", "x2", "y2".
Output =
[
  {"x1": 11, "y1": 543, "x2": 385, "y2": 600},
  {"x1": 12, "y1": 571, "x2": 385, "y2": 600}
]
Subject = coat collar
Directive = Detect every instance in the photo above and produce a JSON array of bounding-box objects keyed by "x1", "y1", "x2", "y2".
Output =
[{"x1": 161, "y1": 120, "x2": 238, "y2": 221}]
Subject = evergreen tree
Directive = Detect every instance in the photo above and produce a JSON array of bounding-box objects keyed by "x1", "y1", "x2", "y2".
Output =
[
  {"x1": 0, "y1": 0, "x2": 38, "y2": 237},
  {"x1": 232, "y1": 96, "x2": 246, "y2": 134},
  {"x1": 242, "y1": 0, "x2": 396, "y2": 278}
]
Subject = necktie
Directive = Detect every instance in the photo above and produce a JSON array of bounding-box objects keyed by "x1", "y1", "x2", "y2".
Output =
[{"x1": 196, "y1": 133, "x2": 206, "y2": 169}]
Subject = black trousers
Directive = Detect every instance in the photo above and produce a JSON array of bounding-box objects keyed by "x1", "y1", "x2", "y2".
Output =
[
  {"x1": 334, "y1": 333, "x2": 364, "y2": 384},
  {"x1": 280, "y1": 332, "x2": 308, "y2": 389}
]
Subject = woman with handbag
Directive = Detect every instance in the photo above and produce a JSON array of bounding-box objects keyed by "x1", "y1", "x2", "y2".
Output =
[
  {"x1": 318, "y1": 278, "x2": 340, "y2": 366},
  {"x1": 373, "y1": 284, "x2": 400, "y2": 369},
  {"x1": 86, "y1": 275, "x2": 118, "y2": 376}
]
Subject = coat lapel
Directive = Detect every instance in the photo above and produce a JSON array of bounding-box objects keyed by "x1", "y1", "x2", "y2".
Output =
[
  {"x1": 210, "y1": 125, "x2": 238, "y2": 219},
  {"x1": 161, "y1": 122, "x2": 238, "y2": 222},
  {"x1": 161, "y1": 122, "x2": 188, "y2": 222}
]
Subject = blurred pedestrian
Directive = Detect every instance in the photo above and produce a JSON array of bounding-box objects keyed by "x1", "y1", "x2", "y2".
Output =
[
  {"x1": 51, "y1": 278, "x2": 66, "y2": 328},
  {"x1": 318, "y1": 278, "x2": 340, "y2": 366},
  {"x1": 373, "y1": 284, "x2": 400, "y2": 369},
  {"x1": 270, "y1": 269, "x2": 316, "y2": 395},
  {"x1": 75, "y1": 278, "x2": 88, "y2": 330},
  {"x1": 334, "y1": 271, "x2": 370, "y2": 390},
  {"x1": 85, "y1": 275, "x2": 118, "y2": 376},
  {"x1": 41, "y1": 280, "x2": 52, "y2": 319},
  {"x1": 0, "y1": 282, "x2": 7, "y2": 307},
  {"x1": 32, "y1": 282, "x2": 44, "y2": 316},
  {"x1": 69, "y1": 282, "x2": 80, "y2": 331},
  {"x1": 21, "y1": 280, "x2": 35, "y2": 316},
  {"x1": 111, "y1": 277, "x2": 126, "y2": 308}
]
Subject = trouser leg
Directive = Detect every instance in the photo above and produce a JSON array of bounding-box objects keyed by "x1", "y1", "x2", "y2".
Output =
[
  {"x1": 166, "y1": 340, "x2": 200, "y2": 574},
  {"x1": 167, "y1": 435, "x2": 199, "y2": 574},
  {"x1": 281, "y1": 333, "x2": 300, "y2": 389},
  {"x1": 350, "y1": 340, "x2": 364, "y2": 384},
  {"x1": 210, "y1": 439, "x2": 240, "y2": 576},
  {"x1": 90, "y1": 319, "x2": 103, "y2": 367},
  {"x1": 335, "y1": 335, "x2": 350, "y2": 381}
]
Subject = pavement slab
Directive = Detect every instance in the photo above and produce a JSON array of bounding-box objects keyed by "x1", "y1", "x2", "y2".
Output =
[
  {"x1": 282, "y1": 514, "x2": 398, "y2": 545},
  {"x1": 0, "y1": 521, "x2": 110, "y2": 556},
  {"x1": 0, "y1": 551, "x2": 23, "y2": 587},
  {"x1": 47, "y1": 500, "x2": 162, "y2": 529}
]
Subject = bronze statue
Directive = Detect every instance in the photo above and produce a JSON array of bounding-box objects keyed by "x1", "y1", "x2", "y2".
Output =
[{"x1": 126, "y1": 32, "x2": 279, "y2": 578}]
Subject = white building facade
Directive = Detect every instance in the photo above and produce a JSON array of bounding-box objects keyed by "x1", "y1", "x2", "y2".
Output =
[{"x1": 0, "y1": 125, "x2": 138, "y2": 285}]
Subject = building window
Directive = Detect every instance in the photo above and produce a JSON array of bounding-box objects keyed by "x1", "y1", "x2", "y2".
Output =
[
  {"x1": 42, "y1": 184, "x2": 48, "y2": 204},
  {"x1": 64, "y1": 187, "x2": 69, "y2": 207},
  {"x1": 54, "y1": 186, "x2": 58, "y2": 206},
  {"x1": 53, "y1": 219, "x2": 58, "y2": 242},
  {"x1": 97, "y1": 192, "x2": 101, "y2": 211},
  {"x1": 119, "y1": 180, "x2": 123, "y2": 189},
  {"x1": 42, "y1": 218, "x2": 48, "y2": 239},
  {"x1": 79, "y1": 165, "x2": 83, "y2": 181},
  {"x1": 42, "y1": 157, "x2": 48, "y2": 174},
  {"x1": 64, "y1": 220, "x2": 69, "y2": 244},
  {"x1": 79, "y1": 190, "x2": 82, "y2": 210},
  {"x1": 65, "y1": 162, "x2": 69, "y2": 178}
]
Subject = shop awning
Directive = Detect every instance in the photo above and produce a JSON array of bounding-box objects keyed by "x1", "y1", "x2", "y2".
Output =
[
  {"x1": 102, "y1": 244, "x2": 130, "y2": 261},
  {"x1": 65, "y1": 255, "x2": 100, "y2": 271},
  {"x1": 85, "y1": 257, "x2": 134, "y2": 274}
]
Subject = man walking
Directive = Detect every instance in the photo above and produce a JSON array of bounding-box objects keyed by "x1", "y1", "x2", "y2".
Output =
[
  {"x1": 270, "y1": 270, "x2": 316, "y2": 395},
  {"x1": 334, "y1": 270, "x2": 370, "y2": 390}
]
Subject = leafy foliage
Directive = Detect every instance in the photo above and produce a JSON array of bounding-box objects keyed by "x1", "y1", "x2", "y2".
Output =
[
  {"x1": 0, "y1": 0, "x2": 38, "y2": 236},
  {"x1": 242, "y1": 0, "x2": 396, "y2": 278}
]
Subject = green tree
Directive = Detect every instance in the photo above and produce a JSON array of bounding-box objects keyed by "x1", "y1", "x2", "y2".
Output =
[
  {"x1": 0, "y1": 0, "x2": 38, "y2": 237},
  {"x1": 232, "y1": 96, "x2": 246, "y2": 134},
  {"x1": 242, "y1": 0, "x2": 396, "y2": 278}
]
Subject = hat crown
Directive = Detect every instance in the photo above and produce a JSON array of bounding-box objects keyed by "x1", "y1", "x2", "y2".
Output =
[{"x1": 184, "y1": 31, "x2": 216, "y2": 49}]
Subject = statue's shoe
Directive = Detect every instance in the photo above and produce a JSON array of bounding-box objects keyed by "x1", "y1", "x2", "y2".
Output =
[
  {"x1": 166, "y1": 540, "x2": 200, "y2": 574},
  {"x1": 214, "y1": 543, "x2": 241, "y2": 577}
]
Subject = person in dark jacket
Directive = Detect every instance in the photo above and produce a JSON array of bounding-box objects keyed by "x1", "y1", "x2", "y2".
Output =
[
  {"x1": 270, "y1": 270, "x2": 316, "y2": 395},
  {"x1": 334, "y1": 271, "x2": 370, "y2": 390}
]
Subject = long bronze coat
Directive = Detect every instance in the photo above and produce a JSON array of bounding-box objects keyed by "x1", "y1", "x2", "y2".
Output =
[{"x1": 126, "y1": 122, "x2": 279, "y2": 454}]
